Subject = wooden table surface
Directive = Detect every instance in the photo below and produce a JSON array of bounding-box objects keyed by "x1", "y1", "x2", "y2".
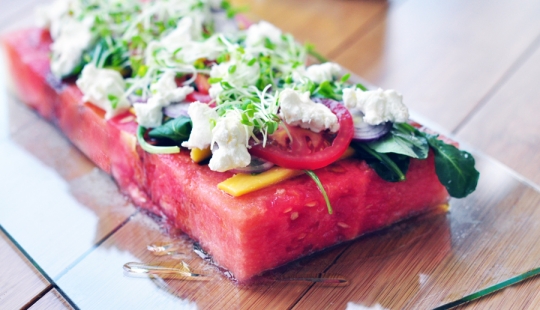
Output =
[{"x1": 2, "y1": 0, "x2": 540, "y2": 309}]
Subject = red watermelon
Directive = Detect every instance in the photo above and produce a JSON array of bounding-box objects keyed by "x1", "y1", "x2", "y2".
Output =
[{"x1": 2, "y1": 28, "x2": 449, "y2": 282}]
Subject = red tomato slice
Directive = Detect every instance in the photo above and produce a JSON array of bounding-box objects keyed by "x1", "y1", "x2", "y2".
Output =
[
  {"x1": 186, "y1": 91, "x2": 212, "y2": 104},
  {"x1": 250, "y1": 99, "x2": 353, "y2": 170},
  {"x1": 195, "y1": 74, "x2": 211, "y2": 94}
]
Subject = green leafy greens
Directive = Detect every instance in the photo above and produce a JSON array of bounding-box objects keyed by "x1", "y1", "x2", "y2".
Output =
[
  {"x1": 368, "y1": 123, "x2": 429, "y2": 159},
  {"x1": 426, "y1": 135, "x2": 480, "y2": 198},
  {"x1": 353, "y1": 123, "x2": 479, "y2": 198},
  {"x1": 149, "y1": 116, "x2": 192, "y2": 144},
  {"x1": 137, "y1": 126, "x2": 180, "y2": 154}
]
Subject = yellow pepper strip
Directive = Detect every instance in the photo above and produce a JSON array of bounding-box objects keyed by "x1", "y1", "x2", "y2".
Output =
[
  {"x1": 218, "y1": 167, "x2": 304, "y2": 197},
  {"x1": 217, "y1": 147, "x2": 356, "y2": 197},
  {"x1": 191, "y1": 147, "x2": 212, "y2": 163}
]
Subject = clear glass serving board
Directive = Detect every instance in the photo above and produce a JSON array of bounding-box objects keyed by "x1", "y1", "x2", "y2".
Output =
[{"x1": 1, "y1": 61, "x2": 540, "y2": 310}]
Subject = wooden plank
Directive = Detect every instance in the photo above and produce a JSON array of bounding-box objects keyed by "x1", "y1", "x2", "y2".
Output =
[
  {"x1": 0, "y1": 112, "x2": 137, "y2": 279},
  {"x1": 230, "y1": 0, "x2": 388, "y2": 57},
  {"x1": 0, "y1": 230, "x2": 50, "y2": 310},
  {"x1": 293, "y1": 156, "x2": 540, "y2": 309},
  {"x1": 456, "y1": 43, "x2": 540, "y2": 187},
  {"x1": 332, "y1": 0, "x2": 540, "y2": 131},
  {"x1": 28, "y1": 289, "x2": 73, "y2": 310},
  {"x1": 56, "y1": 213, "x2": 347, "y2": 309}
]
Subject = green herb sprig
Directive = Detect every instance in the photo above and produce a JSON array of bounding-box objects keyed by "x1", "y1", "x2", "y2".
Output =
[{"x1": 305, "y1": 170, "x2": 333, "y2": 214}]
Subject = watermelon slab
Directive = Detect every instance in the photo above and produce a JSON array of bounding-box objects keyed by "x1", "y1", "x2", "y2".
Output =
[{"x1": 2, "y1": 28, "x2": 449, "y2": 282}]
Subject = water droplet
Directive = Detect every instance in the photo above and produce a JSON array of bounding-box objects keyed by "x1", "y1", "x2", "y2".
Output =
[
  {"x1": 123, "y1": 262, "x2": 211, "y2": 281},
  {"x1": 147, "y1": 242, "x2": 184, "y2": 256}
]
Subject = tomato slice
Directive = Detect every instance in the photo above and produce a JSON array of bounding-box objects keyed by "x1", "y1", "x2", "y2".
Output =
[
  {"x1": 186, "y1": 91, "x2": 212, "y2": 104},
  {"x1": 195, "y1": 74, "x2": 211, "y2": 94},
  {"x1": 250, "y1": 99, "x2": 354, "y2": 170}
]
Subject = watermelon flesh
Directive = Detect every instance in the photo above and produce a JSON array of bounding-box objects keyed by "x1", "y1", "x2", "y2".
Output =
[{"x1": 2, "y1": 28, "x2": 449, "y2": 282}]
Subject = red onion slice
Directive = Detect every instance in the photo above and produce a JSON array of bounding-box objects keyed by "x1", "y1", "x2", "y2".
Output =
[
  {"x1": 350, "y1": 109, "x2": 391, "y2": 142},
  {"x1": 164, "y1": 103, "x2": 191, "y2": 118},
  {"x1": 230, "y1": 156, "x2": 275, "y2": 174}
]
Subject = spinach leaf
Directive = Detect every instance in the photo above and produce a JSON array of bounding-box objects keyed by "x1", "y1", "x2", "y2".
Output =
[
  {"x1": 149, "y1": 116, "x2": 192, "y2": 143},
  {"x1": 426, "y1": 135, "x2": 480, "y2": 198},
  {"x1": 354, "y1": 143, "x2": 410, "y2": 182},
  {"x1": 368, "y1": 123, "x2": 429, "y2": 159}
]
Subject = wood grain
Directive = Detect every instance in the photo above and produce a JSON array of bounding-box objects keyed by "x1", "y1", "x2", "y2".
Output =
[
  {"x1": 333, "y1": 0, "x2": 540, "y2": 132},
  {"x1": 28, "y1": 289, "x2": 73, "y2": 310},
  {"x1": 0, "y1": 230, "x2": 49, "y2": 310},
  {"x1": 455, "y1": 276, "x2": 540, "y2": 309},
  {"x1": 230, "y1": 0, "x2": 388, "y2": 57},
  {"x1": 456, "y1": 42, "x2": 540, "y2": 187},
  {"x1": 293, "y1": 156, "x2": 540, "y2": 309}
]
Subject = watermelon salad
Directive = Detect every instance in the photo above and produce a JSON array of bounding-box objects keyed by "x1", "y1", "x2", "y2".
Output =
[{"x1": 3, "y1": 0, "x2": 479, "y2": 282}]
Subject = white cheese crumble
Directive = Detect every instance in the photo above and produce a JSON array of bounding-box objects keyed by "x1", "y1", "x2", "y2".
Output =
[
  {"x1": 150, "y1": 71, "x2": 194, "y2": 103},
  {"x1": 343, "y1": 88, "x2": 409, "y2": 125},
  {"x1": 133, "y1": 99, "x2": 164, "y2": 128},
  {"x1": 278, "y1": 89, "x2": 339, "y2": 133},
  {"x1": 76, "y1": 63, "x2": 130, "y2": 119},
  {"x1": 245, "y1": 21, "x2": 283, "y2": 48},
  {"x1": 305, "y1": 62, "x2": 342, "y2": 83},
  {"x1": 134, "y1": 71, "x2": 194, "y2": 128},
  {"x1": 182, "y1": 102, "x2": 219, "y2": 150},
  {"x1": 35, "y1": 0, "x2": 72, "y2": 33},
  {"x1": 50, "y1": 17, "x2": 94, "y2": 78},
  {"x1": 208, "y1": 111, "x2": 252, "y2": 172},
  {"x1": 146, "y1": 17, "x2": 224, "y2": 67},
  {"x1": 160, "y1": 16, "x2": 202, "y2": 51}
]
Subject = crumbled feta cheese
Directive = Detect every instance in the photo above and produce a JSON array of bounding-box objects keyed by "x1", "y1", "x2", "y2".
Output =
[
  {"x1": 35, "y1": 0, "x2": 71, "y2": 31},
  {"x1": 208, "y1": 56, "x2": 260, "y2": 98},
  {"x1": 76, "y1": 63, "x2": 130, "y2": 119},
  {"x1": 150, "y1": 71, "x2": 194, "y2": 102},
  {"x1": 305, "y1": 63, "x2": 341, "y2": 83},
  {"x1": 147, "y1": 17, "x2": 224, "y2": 66},
  {"x1": 208, "y1": 83, "x2": 224, "y2": 99},
  {"x1": 245, "y1": 21, "x2": 283, "y2": 48},
  {"x1": 50, "y1": 17, "x2": 94, "y2": 78},
  {"x1": 134, "y1": 71, "x2": 194, "y2": 128},
  {"x1": 208, "y1": 111, "x2": 252, "y2": 172},
  {"x1": 343, "y1": 88, "x2": 409, "y2": 125},
  {"x1": 160, "y1": 16, "x2": 201, "y2": 51},
  {"x1": 133, "y1": 98, "x2": 165, "y2": 128},
  {"x1": 182, "y1": 102, "x2": 219, "y2": 150},
  {"x1": 278, "y1": 89, "x2": 339, "y2": 133},
  {"x1": 179, "y1": 36, "x2": 224, "y2": 63}
]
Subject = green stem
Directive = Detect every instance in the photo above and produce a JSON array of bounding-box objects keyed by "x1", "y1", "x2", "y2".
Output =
[
  {"x1": 137, "y1": 126, "x2": 180, "y2": 154},
  {"x1": 434, "y1": 267, "x2": 540, "y2": 309},
  {"x1": 304, "y1": 170, "x2": 333, "y2": 214},
  {"x1": 358, "y1": 144, "x2": 406, "y2": 181}
]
